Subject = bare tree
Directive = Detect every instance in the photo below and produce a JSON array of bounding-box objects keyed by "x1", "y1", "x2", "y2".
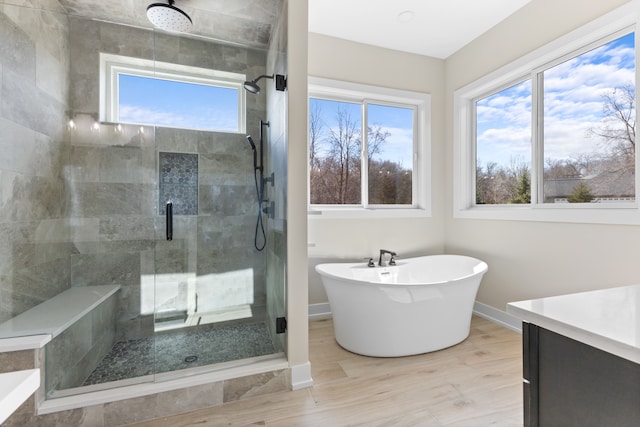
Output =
[
  {"x1": 544, "y1": 157, "x2": 582, "y2": 179},
  {"x1": 309, "y1": 107, "x2": 362, "y2": 204},
  {"x1": 309, "y1": 105, "x2": 412, "y2": 204},
  {"x1": 327, "y1": 108, "x2": 362, "y2": 203},
  {"x1": 588, "y1": 83, "x2": 636, "y2": 171},
  {"x1": 309, "y1": 101, "x2": 323, "y2": 169},
  {"x1": 477, "y1": 157, "x2": 531, "y2": 204},
  {"x1": 367, "y1": 124, "x2": 390, "y2": 160}
]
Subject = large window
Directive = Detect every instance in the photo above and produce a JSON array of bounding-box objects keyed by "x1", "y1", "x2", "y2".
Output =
[
  {"x1": 100, "y1": 53, "x2": 246, "y2": 133},
  {"x1": 308, "y1": 77, "x2": 430, "y2": 217},
  {"x1": 454, "y1": 3, "x2": 639, "y2": 224}
]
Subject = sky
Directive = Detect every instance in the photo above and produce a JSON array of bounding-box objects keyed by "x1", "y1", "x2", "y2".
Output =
[
  {"x1": 476, "y1": 32, "x2": 635, "y2": 170},
  {"x1": 118, "y1": 74, "x2": 239, "y2": 132},
  {"x1": 309, "y1": 98, "x2": 414, "y2": 169}
]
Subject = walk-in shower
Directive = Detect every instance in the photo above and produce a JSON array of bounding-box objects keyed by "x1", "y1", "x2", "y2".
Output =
[{"x1": 0, "y1": 0, "x2": 288, "y2": 412}]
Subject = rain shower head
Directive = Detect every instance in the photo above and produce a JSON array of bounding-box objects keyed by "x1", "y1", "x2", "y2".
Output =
[
  {"x1": 243, "y1": 75, "x2": 273, "y2": 95},
  {"x1": 147, "y1": 0, "x2": 192, "y2": 33}
]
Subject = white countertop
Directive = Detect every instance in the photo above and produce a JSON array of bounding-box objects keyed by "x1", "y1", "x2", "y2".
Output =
[
  {"x1": 507, "y1": 284, "x2": 640, "y2": 364},
  {"x1": 0, "y1": 285, "x2": 120, "y2": 340},
  {"x1": 0, "y1": 369, "x2": 40, "y2": 424}
]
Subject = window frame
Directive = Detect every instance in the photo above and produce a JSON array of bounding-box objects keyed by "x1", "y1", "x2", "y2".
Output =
[
  {"x1": 453, "y1": 2, "x2": 640, "y2": 224},
  {"x1": 308, "y1": 76, "x2": 431, "y2": 219},
  {"x1": 99, "y1": 53, "x2": 247, "y2": 133}
]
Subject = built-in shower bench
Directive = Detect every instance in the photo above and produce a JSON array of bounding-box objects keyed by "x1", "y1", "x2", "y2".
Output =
[
  {"x1": 0, "y1": 285, "x2": 120, "y2": 422},
  {"x1": 0, "y1": 285, "x2": 120, "y2": 343}
]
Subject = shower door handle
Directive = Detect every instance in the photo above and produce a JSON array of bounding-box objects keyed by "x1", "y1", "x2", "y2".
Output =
[{"x1": 166, "y1": 201, "x2": 173, "y2": 241}]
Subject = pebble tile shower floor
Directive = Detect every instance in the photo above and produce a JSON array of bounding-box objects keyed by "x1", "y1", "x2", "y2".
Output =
[{"x1": 83, "y1": 322, "x2": 275, "y2": 385}]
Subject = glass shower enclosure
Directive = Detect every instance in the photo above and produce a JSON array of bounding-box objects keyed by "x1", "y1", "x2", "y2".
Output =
[{"x1": 0, "y1": 0, "x2": 287, "y2": 399}]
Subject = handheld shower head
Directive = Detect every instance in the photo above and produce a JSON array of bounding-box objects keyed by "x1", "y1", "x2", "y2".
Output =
[
  {"x1": 246, "y1": 135, "x2": 259, "y2": 171},
  {"x1": 246, "y1": 135, "x2": 256, "y2": 151}
]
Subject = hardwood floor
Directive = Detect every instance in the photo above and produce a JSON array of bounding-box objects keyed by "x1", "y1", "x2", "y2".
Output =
[{"x1": 126, "y1": 316, "x2": 523, "y2": 426}]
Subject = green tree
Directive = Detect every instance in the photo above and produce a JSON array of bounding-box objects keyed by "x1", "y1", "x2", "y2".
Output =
[
  {"x1": 510, "y1": 171, "x2": 531, "y2": 204},
  {"x1": 567, "y1": 182, "x2": 594, "y2": 203}
]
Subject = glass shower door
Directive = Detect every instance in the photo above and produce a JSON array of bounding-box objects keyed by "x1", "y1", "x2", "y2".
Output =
[{"x1": 151, "y1": 125, "x2": 279, "y2": 377}]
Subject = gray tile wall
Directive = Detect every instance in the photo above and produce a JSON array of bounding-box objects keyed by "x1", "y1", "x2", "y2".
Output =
[
  {"x1": 0, "y1": 3, "x2": 71, "y2": 323},
  {"x1": 3, "y1": 366, "x2": 291, "y2": 427},
  {"x1": 45, "y1": 291, "x2": 118, "y2": 393}
]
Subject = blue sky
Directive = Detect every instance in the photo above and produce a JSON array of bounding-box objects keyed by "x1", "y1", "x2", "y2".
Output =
[
  {"x1": 476, "y1": 32, "x2": 635, "y2": 169},
  {"x1": 309, "y1": 98, "x2": 414, "y2": 168},
  {"x1": 118, "y1": 74, "x2": 239, "y2": 132}
]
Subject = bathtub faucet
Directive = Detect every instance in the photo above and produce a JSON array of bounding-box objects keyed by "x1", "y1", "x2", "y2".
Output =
[{"x1": 378, "y1": 249, "x2": 397, "y2": 267}]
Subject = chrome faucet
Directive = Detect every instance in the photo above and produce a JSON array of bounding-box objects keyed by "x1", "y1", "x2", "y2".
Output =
[{"x1": 378, "y1": 249, "x2": 397, "y2": 267}]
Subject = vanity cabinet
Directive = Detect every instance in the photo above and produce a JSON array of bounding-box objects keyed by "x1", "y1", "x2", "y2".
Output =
[
  {"x1": 522, "y1": 323, "x2": 640, "y2": 427},
  {"x1": 507, "y1": 285, "x2": 640, "y2": 427}
]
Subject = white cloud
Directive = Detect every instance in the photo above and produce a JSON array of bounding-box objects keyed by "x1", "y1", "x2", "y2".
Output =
[
  {"x1": 119, "y1": 105, "x2": 237, "y2": 132},
  {"x1": 476, "y1": 33, "x2": 635, "y2": 168}
]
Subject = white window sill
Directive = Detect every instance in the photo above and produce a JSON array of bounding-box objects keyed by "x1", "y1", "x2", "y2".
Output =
[
  {"x1": 308, "y1": 207, "x2": 431, "y2": 219},
  {"x1": 454, "y1": 204, "x2": 640, "y2": 225}
]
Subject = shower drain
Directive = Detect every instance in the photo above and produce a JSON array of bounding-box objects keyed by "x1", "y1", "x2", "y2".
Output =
[{"x1": 184, "y1": 355, "x2": 198, "y2": 363}]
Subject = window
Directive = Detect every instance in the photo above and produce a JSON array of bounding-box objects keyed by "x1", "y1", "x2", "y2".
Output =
[
  {"x1": 476, "y1": 80, "x2": 532, "y2": 205},
  {"x1": 454, "y1": 2, "x2": 639, "y2": 224},
  {"x1": 308, "y1": 77, "x2": 431, "y2": 217},
  {"x1": 100, "y1": 53, "x2": 246, "y2": 133}
]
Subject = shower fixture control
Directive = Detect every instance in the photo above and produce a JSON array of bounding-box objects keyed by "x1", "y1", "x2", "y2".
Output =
[
  {"x1": 262, "y1": 200, "x2": 275, "y2": 220},
  {"x1": 247, "y1": 119, "x2": 272, "y2": 251},
  {"x1": 264, "y1": 172, "x2": 275, "y2": 187}
]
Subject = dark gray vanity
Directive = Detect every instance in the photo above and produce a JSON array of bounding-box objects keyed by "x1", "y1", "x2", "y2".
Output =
[{"x1": 508, "y1": 285, "x2": 640, "y2": 427}]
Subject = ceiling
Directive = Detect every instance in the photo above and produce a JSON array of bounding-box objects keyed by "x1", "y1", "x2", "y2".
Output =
[
  {"x1": 51, "y1": 0, "x2": 530, "y2": 57},
  {"x1": 308, "y1": 0, "x2": 532, "y2": 59},
  {"x1": 55, "y1": 0, "x2": 284, "y2": 49}
]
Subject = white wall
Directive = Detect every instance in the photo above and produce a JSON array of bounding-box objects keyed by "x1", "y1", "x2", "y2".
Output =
[
  {"x1": 307, "y1": 33, "x2": 447, "y2": 304},
  {"x1": 444, "y1": 0, "x2": 640, "y2": 311},
  {"x1": 287, "y1": 0, "x2": 310, "y2": 375}
]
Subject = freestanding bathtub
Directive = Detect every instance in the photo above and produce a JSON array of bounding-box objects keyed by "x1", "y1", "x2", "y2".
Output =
[{"x1": 315, "y1": 255, "x2": 488, "y2": 357}]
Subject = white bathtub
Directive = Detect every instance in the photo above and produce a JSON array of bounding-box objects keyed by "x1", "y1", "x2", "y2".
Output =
[{"x1": 315, "y1": 255, "x2": 488, "y2": 357}]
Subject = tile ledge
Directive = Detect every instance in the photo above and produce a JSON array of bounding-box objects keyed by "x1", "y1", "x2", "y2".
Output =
[
  {"x1": 0, "y1": 335, "x2": 51, "y2": 352},
  {"x1": 0, "y1": 369, "x2": 40, "y2": 424}
]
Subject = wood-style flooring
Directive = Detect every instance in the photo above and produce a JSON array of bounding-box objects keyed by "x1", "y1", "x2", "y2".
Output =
[{"x1": 126, "y1": 316, "x2": 523, "y2": 426}]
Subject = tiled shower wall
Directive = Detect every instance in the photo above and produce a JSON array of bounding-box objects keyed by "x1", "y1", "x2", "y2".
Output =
[{"x1": 0, "y1": 2, "x2": 71, "y2": 323}]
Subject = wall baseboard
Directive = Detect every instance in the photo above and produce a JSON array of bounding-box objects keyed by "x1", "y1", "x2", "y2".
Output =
[
  {"x1": 290, "y1": 362, "x2": 313, "y2": 390},
  {"x1": 308, "y1": 303, "x2": 331, "y2": 320},
  {"x1": 473, "y1": 301, "x2": 522, "y2": 333},
  {"x1": 308, "y1": 301, "x2": 522, "y2": 333}
]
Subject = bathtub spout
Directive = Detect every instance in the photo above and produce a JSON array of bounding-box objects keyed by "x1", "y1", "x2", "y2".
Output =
[{"x1": 378, "y1": 249, "x2": 397, "y2": 267}]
